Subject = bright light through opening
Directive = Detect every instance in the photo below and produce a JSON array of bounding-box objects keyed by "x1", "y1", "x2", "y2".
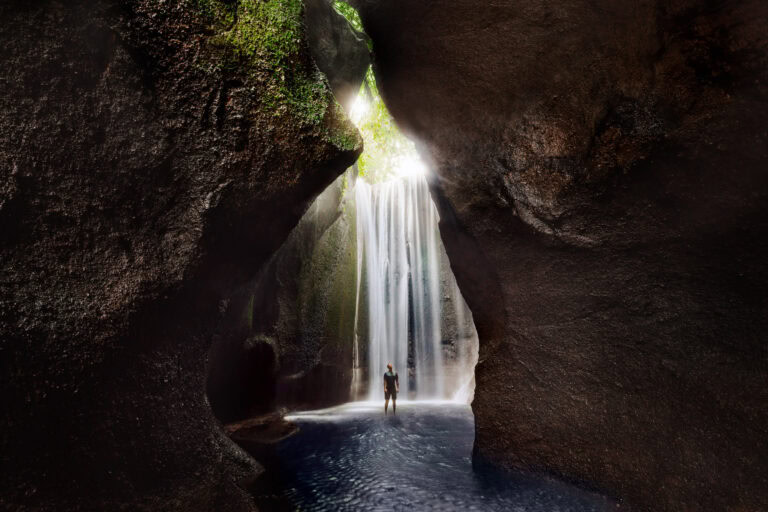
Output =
[
  {"x1": 346, "y1": 66, "x2": 430, "y2": 183},
  {"x1": 349, "y1": 95, "x2": 369, "y2": 127},
  {"x1": 395, "y1": 154, "x2": 427, "y2": 178}
]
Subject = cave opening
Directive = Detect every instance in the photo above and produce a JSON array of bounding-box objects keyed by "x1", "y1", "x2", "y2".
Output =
[
  {"x1": 206, "y1": 43, "x2": 480, "y2": 423},
  {"x1": 200, "y1": 0, "x2": 491, "y2": 505},
  {"x1": 202, "y1": 2, "x2": 617, "y2": 510},
  {"x1": 3, "y1": 0, "x2": 764, "y2": 509}
]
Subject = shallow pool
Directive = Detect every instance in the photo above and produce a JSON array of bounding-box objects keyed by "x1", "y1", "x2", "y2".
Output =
[{"x1": 265, "y1": 401, "x2": 617, "y2": 511}]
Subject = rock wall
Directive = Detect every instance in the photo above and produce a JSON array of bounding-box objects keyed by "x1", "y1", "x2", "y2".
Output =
[
  {"x1": 305, "y1": 0, "x2": 370, "y2": 111},
  {"x1": 207, "y1": 171, "x2": 361, "y2": 421},
  {"x1": 438, "y1": 249, "x2": 479, "y2": 401},
  {"x1": 0, "y1": 0, "x2": 360, "y2": 510},
  {"x1": 207, "y1": 0, "x2": 369, "y2": 421},
  {"x1": 354, "y1": 0, "x2": 768, "y2": 510},
  {"x1": 280, "y1": 173, "x2": 359, "y2": 405}
]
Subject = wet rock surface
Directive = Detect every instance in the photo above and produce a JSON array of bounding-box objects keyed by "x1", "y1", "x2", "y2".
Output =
[
  {"x1": 266, "y1": 402, "x2": 617, "y2": 511},
  {"x1": 207, "y1": 171, "x2": 360, "y2": 422},
  {"x1": 354, "y1": 0, "x2": 768, "y2": 510},
  {"x1": 226, "y1": 412, "x2": 300, "y2": 452}
]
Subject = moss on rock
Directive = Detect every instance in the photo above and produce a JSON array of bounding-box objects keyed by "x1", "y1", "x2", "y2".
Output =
[{"x1": 194, "y1": 0, "x2": 363, "y2": 151}]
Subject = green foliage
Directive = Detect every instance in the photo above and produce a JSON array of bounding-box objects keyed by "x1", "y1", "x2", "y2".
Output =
[
  {"x1": 283, "y1": 73, "x2": 330, "y2": 126},
  {"x1": 327, "y1": 129, "x2": 360, "y2": 152},
  {"x1": 340, "y1": 172, "x2": 349, "y2": 198},
  {"x1": 196, "y1": 0, "x2": 236, "y2": 27},
  {"x1": 326, "y1": 3, "x2": 418, "y2": 180},
  {"x1": 195, "y1": 0, "x2": 331, "y2": 127},
  {"x1": 227, "y1": 0, "x2": 303, "y2": 67},
  {"x1": 325, "y1": 101, "x2": 362, "y2": 151},
  {"x1": 332, "y1": 1, "x2": 373, "y2": 50},
  {"x1": 355, "y1": 67, "x2": 420, "y2": 182},
  {"x1": 332, "y1": 1, "x2": 363, "y2": 32}
]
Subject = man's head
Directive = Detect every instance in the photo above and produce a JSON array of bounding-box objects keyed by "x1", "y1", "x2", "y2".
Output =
[{"x1": 387, "y1": 363, "x2": 392, "y2": 371}]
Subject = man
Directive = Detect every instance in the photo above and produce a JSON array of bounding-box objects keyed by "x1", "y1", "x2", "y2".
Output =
[{"x1": 383, "y1": 363, "x2": 399, "y2": 415}]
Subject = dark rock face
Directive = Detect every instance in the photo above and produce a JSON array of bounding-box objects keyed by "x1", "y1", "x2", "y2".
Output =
[
  {"x1": 0, "y1": 0, "x2": 359, "y2": 510},
  {"x1": 355, "y1": 0, "x2": 768, "y2": 510},
  {"x1": 207, "y1": 172, "x2": 359, "y2": 421},
  {"x1": 269, "y1": 183, "x2": 358, "y2": 408},
  {"x1": 305, "y1": 0, "x2": 371, "y2": 111}
]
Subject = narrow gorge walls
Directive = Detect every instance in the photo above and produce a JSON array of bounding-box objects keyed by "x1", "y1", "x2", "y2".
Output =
[{"x1": 212, "y1": 0, "x2": 480, "y2": 414}]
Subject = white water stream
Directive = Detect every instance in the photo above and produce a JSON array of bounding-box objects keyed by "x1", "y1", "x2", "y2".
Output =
[{"x1": 353, "y1": 174, "x2": 476, "y2": 401}]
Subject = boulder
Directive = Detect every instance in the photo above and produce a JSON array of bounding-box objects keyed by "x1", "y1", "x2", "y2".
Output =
[{"x1": 305, "y1": 0, "x2": 371, "y2": 111}]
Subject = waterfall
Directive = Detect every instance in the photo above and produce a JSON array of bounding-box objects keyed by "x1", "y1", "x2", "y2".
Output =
[{"x1": 355, "y1": 174, "x2": 445, "y2": 400}]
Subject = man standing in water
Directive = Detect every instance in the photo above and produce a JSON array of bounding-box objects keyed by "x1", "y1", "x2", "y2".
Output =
[{"x1": 383, "y1": 363, "x2": 399, "y2": 415}]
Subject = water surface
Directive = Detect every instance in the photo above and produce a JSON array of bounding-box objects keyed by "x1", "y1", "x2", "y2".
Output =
[{"x1": 269, "y1": 401, "x2": 617, "y2": 511}]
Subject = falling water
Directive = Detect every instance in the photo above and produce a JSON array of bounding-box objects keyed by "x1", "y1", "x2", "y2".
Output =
[{"x1": 355, "y1": 174, "x2": 445, "y2": 400}]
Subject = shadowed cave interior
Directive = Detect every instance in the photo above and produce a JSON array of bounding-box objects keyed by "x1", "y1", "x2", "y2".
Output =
[
  {"x1": 1, "y1": 0, "x2": 767, "y2": 511},
  {"x1": 202, "y1": 4, "x2": 610, "y2": 509}
]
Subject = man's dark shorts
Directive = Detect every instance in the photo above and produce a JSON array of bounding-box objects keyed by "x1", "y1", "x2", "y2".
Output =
[{"x1": 385, "y1": 389, "x2": 397, "y2": 400}]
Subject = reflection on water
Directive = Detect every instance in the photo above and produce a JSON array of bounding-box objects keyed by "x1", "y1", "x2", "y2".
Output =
[{"x1": 267, "y1": 402, "x2": 618, "y2": 511}]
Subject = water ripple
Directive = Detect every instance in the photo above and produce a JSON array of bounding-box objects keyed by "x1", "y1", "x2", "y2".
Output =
[{"x1": 270, "y1": 401, "x2": 618, "y2": 511}]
